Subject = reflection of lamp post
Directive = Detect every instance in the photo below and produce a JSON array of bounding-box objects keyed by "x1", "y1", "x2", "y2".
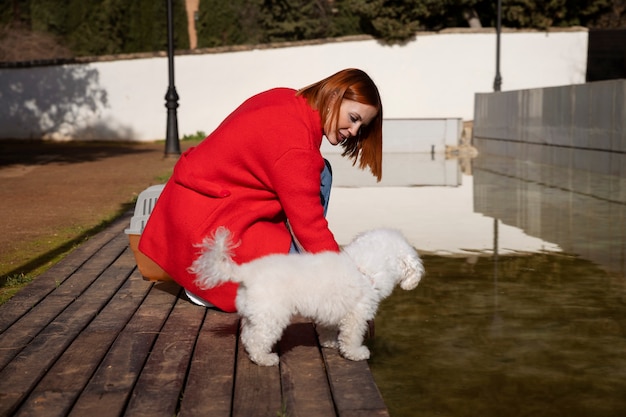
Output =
[
  {"x1": 493, "y1": 0, "x2": 503, "y2": 92},
  {"x1": 165, "y1": 0, "x2": 181, "y2": 157},
  {"x1": 491, "y1": 217, "x2": 502, "y2": 336}
]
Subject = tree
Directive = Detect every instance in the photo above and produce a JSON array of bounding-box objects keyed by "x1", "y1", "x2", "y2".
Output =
[
  {"x1": 1, "y1": 0, "x2": 189, "y2": 59},
  {"x1": 65, "y1": 0, "x2": 188, "y2": 56},
  {"x1": 2, "y1": 0, "x2": 624, "y2": 62},
  {"x1": 124, "y1": 0, "x2": 189, "y2": 53},
  {"x1": 259, "y1": 0, "x2": 334, "y2": 42},
  {"x1": 64, "y1": 0, "x2": 127, "y2": 56},
  {"x1": 327, "y1": 0, "x2": 362, "y2": 37},
  {"x1": 484, "y1": 0, "x2": 618, "y2": 29},
  {"x1": 345, "y1": 0, "x2": 422, "y2": 43},
  {"x1": 589, "y1": 0, "x2": 626, "y2": 27},
  {"x1": 0, "y1": 0, "x2": 30, "y2": 26},
  {"x1": 197, "y1": 0, "x2": 263, "y2": 47},
  {"x1": 197, "y1": 0, "x2": 356, "y2": 47},
  {"x1": 344, "y1": 0, "x2": 491, "y2": 43}
]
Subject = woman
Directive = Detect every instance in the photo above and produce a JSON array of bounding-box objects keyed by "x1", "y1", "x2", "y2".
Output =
[{"x1": 139, "y1": 68, "x2": 383, "y2": 312}]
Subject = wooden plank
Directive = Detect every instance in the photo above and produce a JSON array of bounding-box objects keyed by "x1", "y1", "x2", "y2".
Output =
[
  {"x1": 278, "y1": 320, "x2": 337, "y2": 417},
  {"x1": 0, "y1": 212, "x2": 393, "y2": 417},
  {"x1": 0, "y1": 232, "x2": 129, "y2": 371},
  {"x1": 123, "y1": 295, "x2": 206, "y2": 417},
  {"x1": 12, "y1": 258, "x2": 151, "y2": 417},
  {"x1": 0, "y1": 236, "x2": 133, "y2": 417},
  {"x1": 232, "y1": 331, "x2": 282, "y2": 417},
  {"x1": 178, "y1": 309, "x2": 239, "y2": 417},
  {"x1": 321, "y1": 347, "x2": 389, "y2": 417},
  {"x1": 68, "y1": 280, "x2": 180, "y2": 417},
  {"x1": 338, "y1": 409, "x2": 390, "y2": 417},
  {"x1": 0, "y1": 212, "x2": 131, "y2": 333}
]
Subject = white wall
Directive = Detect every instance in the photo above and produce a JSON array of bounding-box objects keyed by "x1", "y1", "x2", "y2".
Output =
[{"x1": 0, "y1": 29, "x2": 588, "y2": 141}]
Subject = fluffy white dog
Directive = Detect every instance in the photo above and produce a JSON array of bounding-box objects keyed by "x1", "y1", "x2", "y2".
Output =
[{"x1": 189, "y1": 227, "x2": 424, "y2": 366}]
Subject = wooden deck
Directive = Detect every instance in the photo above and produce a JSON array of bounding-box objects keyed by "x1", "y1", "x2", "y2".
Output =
[{"x1": 0, "y1": 212, "x2": 389, "y2": 417}]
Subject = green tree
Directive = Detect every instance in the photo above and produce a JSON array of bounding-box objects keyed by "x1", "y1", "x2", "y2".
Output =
[
  {"x1": 481, "y1": 0, "x2": 616, "y2": 29},
  {"x1": 0, "y1": 0, "x2": 30, "y2": 26},
  {"x1": 326, "y1": 0, "x2": 362, "y2": 37},
  {"x1": 1, "y1": 0, "x2": 188, "y2": 58},
  {"x1": 592, "y1": 0, "x2": 626, "y2": 27},
  {"x1": 2, "y1": 0, "x2": 624, "y2": 61},
  {"x1": 259, "y1": 0, "x2": 334, "y2": 42},
  {"x1": 29, "y1": 0, "x2": 67, "y2": 35},
  {"x1": 197, "y1": 0, "x2": 263, "y2": 47},
  {"x1": 64, "y1": 0, "x2": 128, "y2": 56},
  {"x1": 342, "y1": 0, "x2": 622, "y2": 43},
  {"x1": 197, "y1": 0, "x2": 355, "y2": 47},
  {"x1": 124, "y1": 0, "x2": 189, "y2": 53},
  {"x1": 501, "y1": 0, "x2": 574, "y2": 28},
  {"x1": 345, "y1": 0, "x2": 421, "y2": 43}
]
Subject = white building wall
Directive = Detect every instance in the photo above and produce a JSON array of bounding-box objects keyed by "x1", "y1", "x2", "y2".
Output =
[{"x1": 0, "y1": 29, "x2": 588, "y2": 141}]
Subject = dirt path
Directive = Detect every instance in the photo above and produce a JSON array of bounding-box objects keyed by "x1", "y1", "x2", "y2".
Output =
[{"x1": 0, "y1": 140, "x2": 195, "y2": 280}]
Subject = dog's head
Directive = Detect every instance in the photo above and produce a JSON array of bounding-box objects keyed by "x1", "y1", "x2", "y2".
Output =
[
  {"x1": 344, "y1": 228, "x2": 424, "y2": 296},
  {"x1": 398, "y1": 251, "x2": 424, "y2": 290}
]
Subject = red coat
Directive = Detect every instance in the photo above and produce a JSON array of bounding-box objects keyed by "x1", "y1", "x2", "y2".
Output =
[{"x1": 139, "y1": 88, "x2": 340, "y2": 312}]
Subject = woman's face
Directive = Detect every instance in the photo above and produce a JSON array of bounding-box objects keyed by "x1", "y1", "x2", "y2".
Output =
[{"x1": 324, "y1": 99, "x2": 378, "y2": 146}]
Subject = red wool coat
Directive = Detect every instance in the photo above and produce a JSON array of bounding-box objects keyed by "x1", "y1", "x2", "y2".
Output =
[{"x1": 139, "y1": 88, "x2": 340, "y2": 312}]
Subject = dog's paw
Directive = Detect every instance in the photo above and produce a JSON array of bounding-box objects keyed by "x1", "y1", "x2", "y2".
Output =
[
  {"x1": 341, "y1": 345, "x2": 370, "y2": 361},
  {"x1": 321, "y1": 339, "x2": 339, "y2": 349},
  {"x1": 249, "y1": 352, "x2": 280, "y2": 367}
]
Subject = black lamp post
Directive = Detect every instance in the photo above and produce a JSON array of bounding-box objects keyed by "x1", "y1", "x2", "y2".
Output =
[
  {"x1": 164, "y1": 0, "x2": 181, "y2": 157},
  {"x1": 493, "y1": 0, "x2": 503, "y2": 92}
]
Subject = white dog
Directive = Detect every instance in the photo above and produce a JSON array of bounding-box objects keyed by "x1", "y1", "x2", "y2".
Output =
[{"x1": 189, "y1": 227, "x2": 424, "y2": 366}]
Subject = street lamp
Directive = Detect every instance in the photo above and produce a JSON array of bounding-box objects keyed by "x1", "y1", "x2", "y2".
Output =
[
  {"x1": 164, "y1": 0, "x2": 181, "y2": 157},
  {"x1": 493, "y1": 0, "x2": 503, "y2": 92}
]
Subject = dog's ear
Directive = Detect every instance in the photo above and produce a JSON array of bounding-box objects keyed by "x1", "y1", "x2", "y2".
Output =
[{"x1": 399, "y1": 254, "x2": 424, "y2": 290}]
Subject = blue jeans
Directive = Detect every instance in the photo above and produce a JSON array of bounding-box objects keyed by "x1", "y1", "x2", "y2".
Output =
[{"x1": 289, "y1": 159, "x2": 332, "y2": 253}]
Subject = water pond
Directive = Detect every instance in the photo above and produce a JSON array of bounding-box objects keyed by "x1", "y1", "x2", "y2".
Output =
[{"x1": 325, "y1": 150, "x2": 626, "y2": 417}]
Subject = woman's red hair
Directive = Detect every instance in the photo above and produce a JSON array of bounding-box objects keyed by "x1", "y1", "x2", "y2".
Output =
[{"x1": 297, "y1": 68, "x2": 383, "y2": 181}]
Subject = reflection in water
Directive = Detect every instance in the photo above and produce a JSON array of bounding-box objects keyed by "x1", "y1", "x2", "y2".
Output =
[
  {"x1": 371, "y1": 254, "x2": 626, "y2": 417},
  {"x1": 326, "y1": 152, "x2": 561, "y2": 255},
  {"x1": 326, "y1": 145, "x2": 626, "y2": 417},
  {"x1": 473, "y1": 151, "x2": 626, "y2": 276}
]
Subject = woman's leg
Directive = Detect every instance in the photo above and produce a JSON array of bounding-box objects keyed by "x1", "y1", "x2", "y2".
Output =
[
  {"x1": 320, "y1": 158, "x2": 333, "y2": 217},
  {"x1": 289, "y1": 159, "x2": 333, "y2": 253}
]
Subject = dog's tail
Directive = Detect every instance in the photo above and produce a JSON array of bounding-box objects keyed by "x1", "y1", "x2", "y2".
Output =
[{"x1": 188, "y1": 226, "x2": 242, "y2": 289}]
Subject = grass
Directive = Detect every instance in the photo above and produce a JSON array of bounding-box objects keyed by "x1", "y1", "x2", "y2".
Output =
[
  {"x1": 0, "y1": 138, "x2": 203, "y2": 306},
  {"x1": 1, "y1": 273, "x2": 34, "y2": 304},
  {"x1": 0, "y1": 204, "x2": 134, "y2": 305},
  {"x1": 181, "y1": 131, "x2": 206, "y2": 141}
]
